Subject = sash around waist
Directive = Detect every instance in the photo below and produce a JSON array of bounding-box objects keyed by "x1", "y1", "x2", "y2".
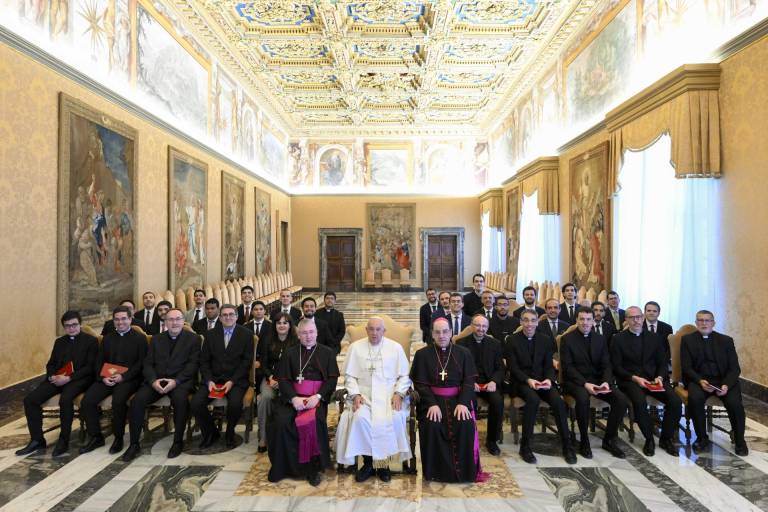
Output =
[
  {"x1": 293, "y1": 379, "x2": 323, "y2": 396},
  {"x1": 430, "y1": 386, "x2": 460, "y2": 397}
]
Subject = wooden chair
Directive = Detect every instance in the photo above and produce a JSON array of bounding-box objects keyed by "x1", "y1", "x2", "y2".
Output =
[
  {"x1": 200, "y1": 357, "x2": 257, "y2": 443},
  {"x1": 363, "y1": 268, "x2": 376, "y2": 288},
  {"x1": 381, "y1": 268, "x2": 393, "y2": 288},
  {"x1": 399, "y1": 268, "x2": 412, "y2": 290}
]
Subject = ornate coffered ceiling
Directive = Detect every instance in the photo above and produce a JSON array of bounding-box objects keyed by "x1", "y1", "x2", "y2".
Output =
[{"x1": 175, "y1": 0, "x2": 599, "y2": 136}]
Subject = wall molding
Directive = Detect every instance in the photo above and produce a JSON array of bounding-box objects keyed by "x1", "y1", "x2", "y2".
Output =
[
  {"x1": 503, "y1": 156, "x2": 560, "y2": 185},
  {"x1": 715, "y1": 16, "x2": 768, "y2": 61}
]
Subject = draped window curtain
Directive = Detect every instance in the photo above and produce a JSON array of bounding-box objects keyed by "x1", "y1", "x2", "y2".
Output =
[
  {"x1": 612, "y1": 134, "x2": 719, "y2": 329},
  {"x1": 516, "y1": 191, "x2": 561, "y2": 297},
  {"x1": 481, "y1": 211, "x2": 505, "y2": 272}
]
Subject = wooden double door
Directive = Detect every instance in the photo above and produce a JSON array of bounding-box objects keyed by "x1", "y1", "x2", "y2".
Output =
[
  {"x1": 325, "y1": 236, "x2": 356, "y2": 291},
  {"x1": 427, "y1": 235, "x2": 457, "y2": 291}
]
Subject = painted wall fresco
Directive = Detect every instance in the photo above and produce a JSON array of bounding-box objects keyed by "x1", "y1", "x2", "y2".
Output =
[
  {"x1": 221, "y1": 173, "x2": 245, "y2": 280},
  {"x1": 367, "y1": 203, "x2": 415, "y2": 273}
]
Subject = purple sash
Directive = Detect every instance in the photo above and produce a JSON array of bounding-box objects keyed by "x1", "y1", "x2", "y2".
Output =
[
  {"x1": 430, "y1": 385, "x2": 491, "y2": 482},
  {"x1": 292, "y1": 380, "x2": 323, "y2": 464}
]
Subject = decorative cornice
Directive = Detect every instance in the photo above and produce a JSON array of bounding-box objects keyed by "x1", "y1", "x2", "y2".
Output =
[
  {"x1": 715, "y1": 16, "x2": 768, "y2": 62},
  {"x1": 605, "y1": 64, "x2": 721, "y2": 133},
  {"x1": 0, "y1": 25, "x2": 291, "y2": 195},
  {"x1": 478, "y1": 187, "x2": 503, "y2": 202},
  {"x1": 502, "y1": 156, "x2": 559, "y2": 185},
  {"x1": 556, "y1": 120, "x2": 607, "y2": 153}
]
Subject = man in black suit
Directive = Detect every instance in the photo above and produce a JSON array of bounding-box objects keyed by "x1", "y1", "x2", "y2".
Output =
[
  {"x1": 301, "y1": 297, "x2": 338, "y2": 354},
  {"x1": 185, "y1": 289, "x2": 207, "y2": 325},
  {"x1": 122, "y1": 308, "x2": 201, "y2": 461},
  {"x1": 191, "y1": 304, "x2": 255, "y2": 449},
  {"x1": 537, "y1": 298, "x2": 570, "y2": 339},
  {"x1": 237, "y1": 286, "x2": 256, "y2": 325},
  {"x1": 419, "y1": 288, "x2": 440, "y2": 343},
  {"x1": 135, "y1": 291, "x2": 161, "y2": 334},
  {"x1": 643, "y1": 301, "x2": 673, "y2": 362},
  {"x1": 561, "y1": 308, "x2": 629, "y2": 459},
  {"x1": 559, "y1": 283, "x2": 579, "y2": 324},
  {"x1": 244, "y1": 300, "x2": 270, "y2": 337},
  {"x1": 489, "y1": 295, "x2": 519, "y2": 342},
  {"x1": 456, "y1": 314, "x2": 504, "y2": 455},
  {"x1": 513, "y1": 286, "x2": 545, "y2": 318},
  {"x1": 611, "y1": 306, "x2": 682, "y2": 457},
  {"x1": 154, "y1": 301, "x2": 172, "y2": 334},
  {"x1": 606, "y1": 291, "x2": 625, "y2": 331},
  {"x1": 479, "y1": 290, "x2": 496, "y2": 320},
  {"x1": 193, "y1": 298, "x2": 221, "y2": 336},
  {"x1": 446, "y1": 292, "x2": 471, "y2": 337},
  {"x1": 506, "y1": 310, "x2": 576, "y2": 464},
  {"x1": 429, "y1": 291, "x2": 452, "y2": 326},
  {"x1": 592, "y1": 301, "x2": 616, "y2": 343},
  {"x1": 462, "y1": 273, "x2": 485, "y2": 317},
  {"x1": 315, "y1": 292, "x2": 346, "y2": 349},
  {"x1": 271, "y1": 289, "x2": 302, "y2": 324},
  {"x1": 681, "y1": 310, "x2": 747, "y2": 455},
  {"x1": 102, "y1": 299, "x2": 146, "y2": 335},
  {"x1": 80, "y1": 306, "x2": 149, "y2": 454},
  {"x1": 16, "y1": 311, "x2": 99, "y2": 457}
]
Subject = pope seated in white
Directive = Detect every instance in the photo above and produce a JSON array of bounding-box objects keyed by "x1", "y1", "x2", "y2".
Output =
[{"x1": 336, "y1": 317, "x2": 412, "y2": 483}]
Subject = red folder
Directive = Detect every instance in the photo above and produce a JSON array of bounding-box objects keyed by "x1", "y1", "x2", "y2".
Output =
[
  {"x1": 644, "y1": 381, "x2": 664, "y2": 392},
  {"x1": 208, "y1": 385, "x2": 227, "y2": 399},
  {"x1": 55, "y1": 362, "x2": 74, "y2": 376},
  {"x1": 100, "y1": 363, "x2": 129, "y2": 378},
  {"x1": 477, "y1": 383, "x2": 489, "y2": 392}
]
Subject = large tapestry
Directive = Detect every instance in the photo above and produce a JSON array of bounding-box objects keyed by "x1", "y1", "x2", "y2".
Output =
[
  {"x1": 506, "y1": 187, "x2": 521, "y2": 291},
  {"x1": 58, "y1": 94, "x2": 137, "y2": 321},
  {"x1": 221, "y1": 173, "x2": 245, "y2": 280},
  {"x1": 255, "y1": 187, "x2": 272, "y2": 274},
  {"x1": 570, "y1": 142, "x2": 610, "y2": 291},
  {"x1": 367, "y1": 203, "x2": 415, "y2": 273},
  {"x1": 169, "y1": 147, "x2": 207, "y2": 291}
]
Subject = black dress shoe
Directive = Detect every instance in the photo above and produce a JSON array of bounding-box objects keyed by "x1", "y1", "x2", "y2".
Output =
[
  {"x1": 167, "y1": 442, "x2": 184, "y2": 458},
  {"x1": 519, "y1": 445, "x2": 537, "y2": 464},
  {"x1": 735, "y1": 444, "x2": 749, "y2": 456},
  {"x1": 199, "y1": 431, "x2": 220, "y2": 449},
  {"x1": 486, "y1": 442, "x2": 501, "y2": 456},
  {"x1": 658, "y1": 438, "x2": 679, "y2": 456},
  {"x1": 121, "y1": 443, "x2": 141, "y2": 462},
  {"x1": 307, "y1": 472, "x2": 322, "y2": 487},
  {"x1": 355, "y1": 463, "x2": 375, "y2": 483},
  {"x1": 225, "y1": 434, "x2": 237, "y2": 449},
  {"x1": 643, "y1": 439, "x2": 655, "y2": 456},
  {"x1": 692, "y1": 438, "x2": 711, "y2": 452},
  {"x1": 563, "y1": 447, "x2": 577, "y2": 464},
  {"x1": 15, "y1": 439, "x2": 46, "y2": 456},
  {"x1": 602, "y1": 440, "x2": 626, "y2": 459},
  {"x1": 579, "y1": 441, "x2": 593, "y2": 459},
  {"x1": 377, "y1": 467, "x2": 391, "y2": 482},
  {"x1": 257, "y1": 445, "x2": 267, "y2": 453},
  {"x1": 52, "y1": 440, "x2": 69, "y2": 457},
  {"x1": 79, "y1": 436, "x2": 105, "y2": 454},
  {"x1": 109, "y1": 437, "x2": 124, "y2": 455}
]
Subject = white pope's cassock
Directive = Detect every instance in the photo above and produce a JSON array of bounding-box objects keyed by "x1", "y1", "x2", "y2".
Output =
[{"x1": 336, "y1": 337, "x2": 412, "y2": 465}]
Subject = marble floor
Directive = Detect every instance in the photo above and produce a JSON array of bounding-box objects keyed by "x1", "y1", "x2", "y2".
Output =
[{"x1": 1, "y1": 292, "x2": 768, "y2": 512}]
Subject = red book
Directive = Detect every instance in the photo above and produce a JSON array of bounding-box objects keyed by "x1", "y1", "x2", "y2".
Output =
[
  {"x1": 477, "y1": 383, "x2": 489, "y2": 392},
  {"x1": 55, "y1": 362, "x2": 74, "y2": 376},
  {"x1": 644, "y1": 381, "x2": 664, "y2": 392},
  {"x1": 208, "y1": 385, "x2": 227, "y2": 399},
  {"x1": 100, "y1": 363, "x2": 129, "y2": 378}
]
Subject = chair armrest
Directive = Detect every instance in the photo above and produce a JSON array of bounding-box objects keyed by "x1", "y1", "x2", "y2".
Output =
[
  {"x1": 407, "y1": 388, "x2": 420, "y2": 405},
  {"x1": 332, "y1": 388, "x2": 348, "y2": 403}
]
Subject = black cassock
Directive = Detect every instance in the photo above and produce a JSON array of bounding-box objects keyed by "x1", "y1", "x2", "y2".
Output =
[
  {"x1": 410, "y1": 343, "x2": 480, "y2": 482},
  {"x1": 267, "y1": 343, "x2": 339, "y2": 481}
]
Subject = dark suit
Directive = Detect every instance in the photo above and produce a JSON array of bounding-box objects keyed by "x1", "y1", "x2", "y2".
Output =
[
  {"x1": 512, "y1": 305, "x2": 545, "y2": 319},
  {"x1": 489, "y1": 315, "x2": 520, "y2": 344},
  {"x1": 610, "y1": 330, "x2": 681, "y2": 442},
  {"x1": 456, "y1": 334, "x2": 504, "y2": 444},
  {"x1": 643, "y1": 321, "x2": 673, "y2": 363},
  {"x1": 606, "y1": 308, "x2": 626, "y2": 331},
  {"x1": 462, "y1": 291, "x2": 484, "y2": 317},
  {"x1": 191, "y1": 324, "x2": 255, "y2": 437},
  {"x1": 81, "y1": 329, "x2": 148, "y2": 440},
  {"x1": 681, "y1": 331, "x2": 745, "y2": 446},
  {"x1": 270, "y1": 306, "x2": 302, "y2": 325},
  {"x1": 135, "y1": 308, "x2": 161, "y2": 334},
  {"x1": 193, "y1": 317, "x2": 221, "y2": 337},
  {"x1": 558, "y1": 302, "x2": 579, "y2": 324},
  {"x1": 444, "y1": 313, "x2": 471, "y2": 337},
  {"x1": 128, "y1": 330, "x2": 201, "y2": 444},
  {"x1": 504, "y1": 331, "x2": 570, "y2": 447},
  {"x1": 537, "y1": 317, "x2": 570, "y2": 340},
  {"x1": 430, "y1": 307, "x2": 450, "y2": 321},
  {"x1": 560, "y1": 330, "x2": 628, "y2": 443},
  {"x1": 23, "y1": 332, "x2": 98, "y2": 442},
  {"x1": 419, "y1": 302, "x2": 440, "y2": 343},
  {"x1": 101, "y1": 317, "x2": 146, "y2": 336},
  {"x1": 237, "y1": 303, "x2": 257, "y2": 325},
  {"x1": 315, "y1": 307, "x2": 346, "y2": 348},
  {"x1": 593, "y1": 319, "x2": 616, "y2": 344},
  {"x1": 309, "y1": 316, "x2": 338, "y2": 354}
]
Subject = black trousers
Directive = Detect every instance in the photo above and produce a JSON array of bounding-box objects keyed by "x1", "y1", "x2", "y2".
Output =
[
  {"x1": 80, "y1": 379, "x2": 141, "y2": 439},
  {"x1": 564, "y1": 383, "x2": 629, "y2": 442},
  {"x1": 23, "y1": 379, "x2": 91, "y2": 442},
  {"x1": 687, "y1": 381, "x2": 746, "y2": 445},
  {"x1": 127, "y1": 383, "x2": 193, "y2": 444},
  {"x1": 190, "y1": 385, "x2": 247, "y2": 437},
  {"x1": 618, "y1": 382, "x2": 682, "y2": 442},
  {"x1": 473, "y1": 389, "x2": 503, "y2": 444},
  {"x1": 513, "y1": 385, "x2": 570, "y2": 447}
]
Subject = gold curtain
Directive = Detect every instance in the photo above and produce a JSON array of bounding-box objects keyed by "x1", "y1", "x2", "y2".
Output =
[
  {"x1": 516, "y1": 157, "x2": 559, "y2": 214},
  {"x1": 479, "y1": 189, "x2": 504, "y2": 228},
  {"x1": 606, "y1": 64, "x2": 721, "y2": 194}
]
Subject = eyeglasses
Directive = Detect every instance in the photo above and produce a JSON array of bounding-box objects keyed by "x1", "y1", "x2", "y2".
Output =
[
  {"x1": 626, "y1": 315, "x2": 644, "y2": 321},
  {"x1": 165, "y1": 316, "x2": 184, "y2": 322},
  {"x1": 220, "y1": 312, "x2": 237, "y2": 318},
  {"x1": 695, "y1": 318, "x2": 714, "y2": 323},
  {"x1": 62, "y1": 322, "x2": 80, "y2": 328}
]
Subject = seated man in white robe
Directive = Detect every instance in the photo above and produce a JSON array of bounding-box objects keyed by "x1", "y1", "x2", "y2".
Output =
[{"x1": 336, "y1": 317, "x2": 412, "y2": 482}]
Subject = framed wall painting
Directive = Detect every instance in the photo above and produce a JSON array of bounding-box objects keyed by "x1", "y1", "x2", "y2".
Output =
[
  {"x1": 168, "y1": 147, "x2": 207, "y2": 291},
  {"x1": 221, "y1": 172, "x2": 245, "y2": 281},
  {"x1": 254, "y1": 187, "x2": 272, "y2": 274},
  {"x1": 506, "y1": 186, "x2": 521, "y2": 292},
  {"x1": 367, "y1": 203, "x2": 415, "y2": 273},
  {"x1": 57, "y1": 93, "x2": 138, "y2": 323}
]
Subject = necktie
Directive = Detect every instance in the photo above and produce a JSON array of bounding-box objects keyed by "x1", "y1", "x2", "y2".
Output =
[
  {"x1": 224, "y1": 331, "x2": 231, "y2": 348},
  {"x1": 194, "y1": 309, "x2": 201, "y2": 322},
  {"x1": 569, "y1": 305, "x2": 574, "y2": 320},
  {"x1": 283, "y1": 308, "x2": 289, "y2": 314},
  {"x1": 244, "y1": 305, "x2": 250, "y2": 320},
  {"x1": 208, "y1": 320, "x2": 214, "y2": 330},
  {"x1": 255, "y1": 322, "x2": 261, "y2": 335},
  {"x1": 612, "y1": 310, "x2": 619, "y2": 327},
  {"x1": 486, "y1": 310, "x2": 492, "y2": 319},
  {"x1": 453, "y1": 316, "x2": 459, "y2": 336},
  {"x1": 597, "y1": 324, "x2": 602, "y2": 335},
  {"x1": 551, "y1": 321, "x2": 557, "y2": 335},
  {"x1": 145, "y1": 310, "x2": 150, "y2": 325},
  {"x1": 160, "y1": 321, "x2": 165, "y2": 333},
  {"x1": 650, "y1": 324, "x2": 656, "y2": 333}
]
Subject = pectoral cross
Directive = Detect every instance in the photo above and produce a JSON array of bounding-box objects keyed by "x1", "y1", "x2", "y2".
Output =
[
  {"x1": 439, "y1": 369, "x2": 447, "y2": 381},
  {"x1": 367, "y1": 361, "x2": 376, "y2": 374},
  {"x1": 296, "y1": 373, "x2": 304, "y2": 383}
]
